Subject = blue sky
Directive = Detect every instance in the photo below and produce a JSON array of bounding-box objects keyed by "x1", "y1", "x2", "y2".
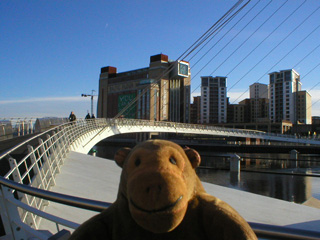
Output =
[{"x1": 1, "y1": 0, "x2": 320, "y2": 118}]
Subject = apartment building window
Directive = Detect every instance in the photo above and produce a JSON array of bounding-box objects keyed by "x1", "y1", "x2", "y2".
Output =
[
  {"x1": 270, "y1": 74, "x2": 274, "y2": 83},
  {"x1": 202, "y1": 78, "x2": 208, "y2": 86}
]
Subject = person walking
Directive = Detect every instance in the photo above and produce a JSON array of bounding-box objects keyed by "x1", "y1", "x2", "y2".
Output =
[
  {"x1": 85, "y1": 112, "x2": 91, "y2": 119},
  {"x1": 69, "y1": 111, "x2": 77, "y2": 124}
]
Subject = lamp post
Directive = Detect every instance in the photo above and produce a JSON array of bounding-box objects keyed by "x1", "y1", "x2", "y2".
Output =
[{"x1": 81, "y1": 90, "x2": 97, "y2": 117}]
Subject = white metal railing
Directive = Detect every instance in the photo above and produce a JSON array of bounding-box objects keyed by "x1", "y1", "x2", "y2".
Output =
[
  {"x1": 0, "y1": 118, "x2": 106, "y2": 239},
  {"x1": 110, "y1": 118, "x2": 320, "y2": 145},
  {"x1": 1, "y1": 118, "x2": 320, "y2": 239}
]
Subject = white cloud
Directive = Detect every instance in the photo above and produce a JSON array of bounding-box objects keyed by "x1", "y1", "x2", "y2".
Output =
[
  {"x1": 0, "y1": 96, "x2": 95, "y2": 119},
  {"x1": 228, "y1": 91, "x2": 249, "y2": 104},
  {"x1": 0, "y1": 96, "x2": 84, "y2": 104}
]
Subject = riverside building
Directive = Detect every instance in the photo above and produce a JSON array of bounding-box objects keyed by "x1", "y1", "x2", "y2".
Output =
[
  {"x1": 249, "y1": 83, "x2": 269, "y2": 122},
  {"x1": 200, "y1": 76, "x2": 227, "y2": 124},
  {"x1": 97, "y1": 54, "x2": 191, "y2": 123},
  {"x1": 269, "y1": 69, "x2": 311, "y2": 124}
]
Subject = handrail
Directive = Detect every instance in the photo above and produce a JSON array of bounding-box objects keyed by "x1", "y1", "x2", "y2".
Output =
[
  {"x1": 1, "y1": 176, "x2": 320, "y2": 240},
  {"x1": 0, "y1": 176, "x2": 111, "y2": 212},
  {"x1": 0, "y1": 121, "x2": 69, "y2": 160}
]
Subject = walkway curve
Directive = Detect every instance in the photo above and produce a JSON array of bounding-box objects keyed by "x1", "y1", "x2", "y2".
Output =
[{"x1": 71, "y1": 118, "x2": 320, "y2": 154}]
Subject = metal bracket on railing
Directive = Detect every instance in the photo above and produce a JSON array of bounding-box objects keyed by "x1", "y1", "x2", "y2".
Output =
[{"x1": 0, "y1": 185, "x2": 29, "y2": 239}]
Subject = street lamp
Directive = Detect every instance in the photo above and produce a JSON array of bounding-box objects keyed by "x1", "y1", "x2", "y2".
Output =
[{"x1": 81, "y1": 90, "x2": 97, "y2": 117}]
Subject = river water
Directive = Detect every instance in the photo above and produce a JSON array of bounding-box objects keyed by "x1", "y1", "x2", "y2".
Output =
[
  {"x1": 197, "y1": 169, "x2": 320, "y2": 203},
  {"x1": 197, "y1": 152, "x2": 320, "y2": 204}
]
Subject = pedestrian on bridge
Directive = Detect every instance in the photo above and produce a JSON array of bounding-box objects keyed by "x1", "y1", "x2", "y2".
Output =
[
  {"x1": 69, "y1": 111, "x2": 77, "y2": 124},
  {"x1": 85, "y1": 112, "x2": 91, "y2": 119}
]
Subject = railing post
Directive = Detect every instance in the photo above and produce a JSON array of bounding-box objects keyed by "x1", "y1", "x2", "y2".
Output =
[
  {"x1": 27, "y1": 144, "x2": 49, "y2": 226},
  {"x1": 59, "y1": 127, "x2": 69, "y2": 158},
  {"x1": 46, "y1": 133, "x2": 60, "y2": 176},
  {"x1": 8, "y1": 157, "x2": 38, "y2": 229},
  {"x1": 38, "y1": 138, "x2": 56, "y2": 188},
  {"x1": 52, "y1": 132, "x2": 64, "y2": 169},
  {"x1": 8, "y1": 157, "x2": 25, "y2": 199},
  {"x1": 60, "y1": 126, "x2": 71, "y2": 155},
  {"x1": 27, "y1": 145, "x2": 45, "y2": 189}
]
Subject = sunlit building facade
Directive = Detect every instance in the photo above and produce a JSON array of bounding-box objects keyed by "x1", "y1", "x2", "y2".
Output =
[
  {"x1": 200, "y1": 76, "x2": 227, "y2": 124},
  {"x1": 269, "y1": 69, "x2": 301, "y2": 123},
  {"x1": 97, "y1": 54, "x2": 191, "y2": 123},
  {"x1": 249, "y1": 83, "x2": 269, "y2": 122},
  {"x1": 297, "y1": 90, "x2": 312, "y2": 124}
]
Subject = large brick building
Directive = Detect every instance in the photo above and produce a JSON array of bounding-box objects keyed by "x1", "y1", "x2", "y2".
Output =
[{"x1": 97, "y1": 54, "x2": 191, "y2": 123}]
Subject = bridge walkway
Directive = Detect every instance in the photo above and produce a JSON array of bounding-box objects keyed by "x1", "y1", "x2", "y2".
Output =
[{"x1": 38, "y1": 151, "x2": 320, "y2": 235}]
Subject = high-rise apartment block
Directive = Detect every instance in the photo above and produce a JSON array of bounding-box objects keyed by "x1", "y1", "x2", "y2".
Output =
[
  {"x1": 97, "y1": 54, "x2": 191, "y2": 122},
  {"x1": 249, "y1": 83, "x2": 269, "y2": 122},
  {"x1": 200, "y1": 76, "x2": 227, "y2": 124},
  {"x1": 269, "y1": 69, "x2": 301, "y2": 123}
]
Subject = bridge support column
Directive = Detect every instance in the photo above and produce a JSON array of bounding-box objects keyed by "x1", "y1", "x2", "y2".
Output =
[
  {"x1": 230, "y1": 154, "x2": 241, "y2": 186},
  {"x1": 230, "y1": 154, "x2": 241, "y2": 172},
  {"x1": 290, "y1": 149, "x2": 299, "y2": 168}
]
